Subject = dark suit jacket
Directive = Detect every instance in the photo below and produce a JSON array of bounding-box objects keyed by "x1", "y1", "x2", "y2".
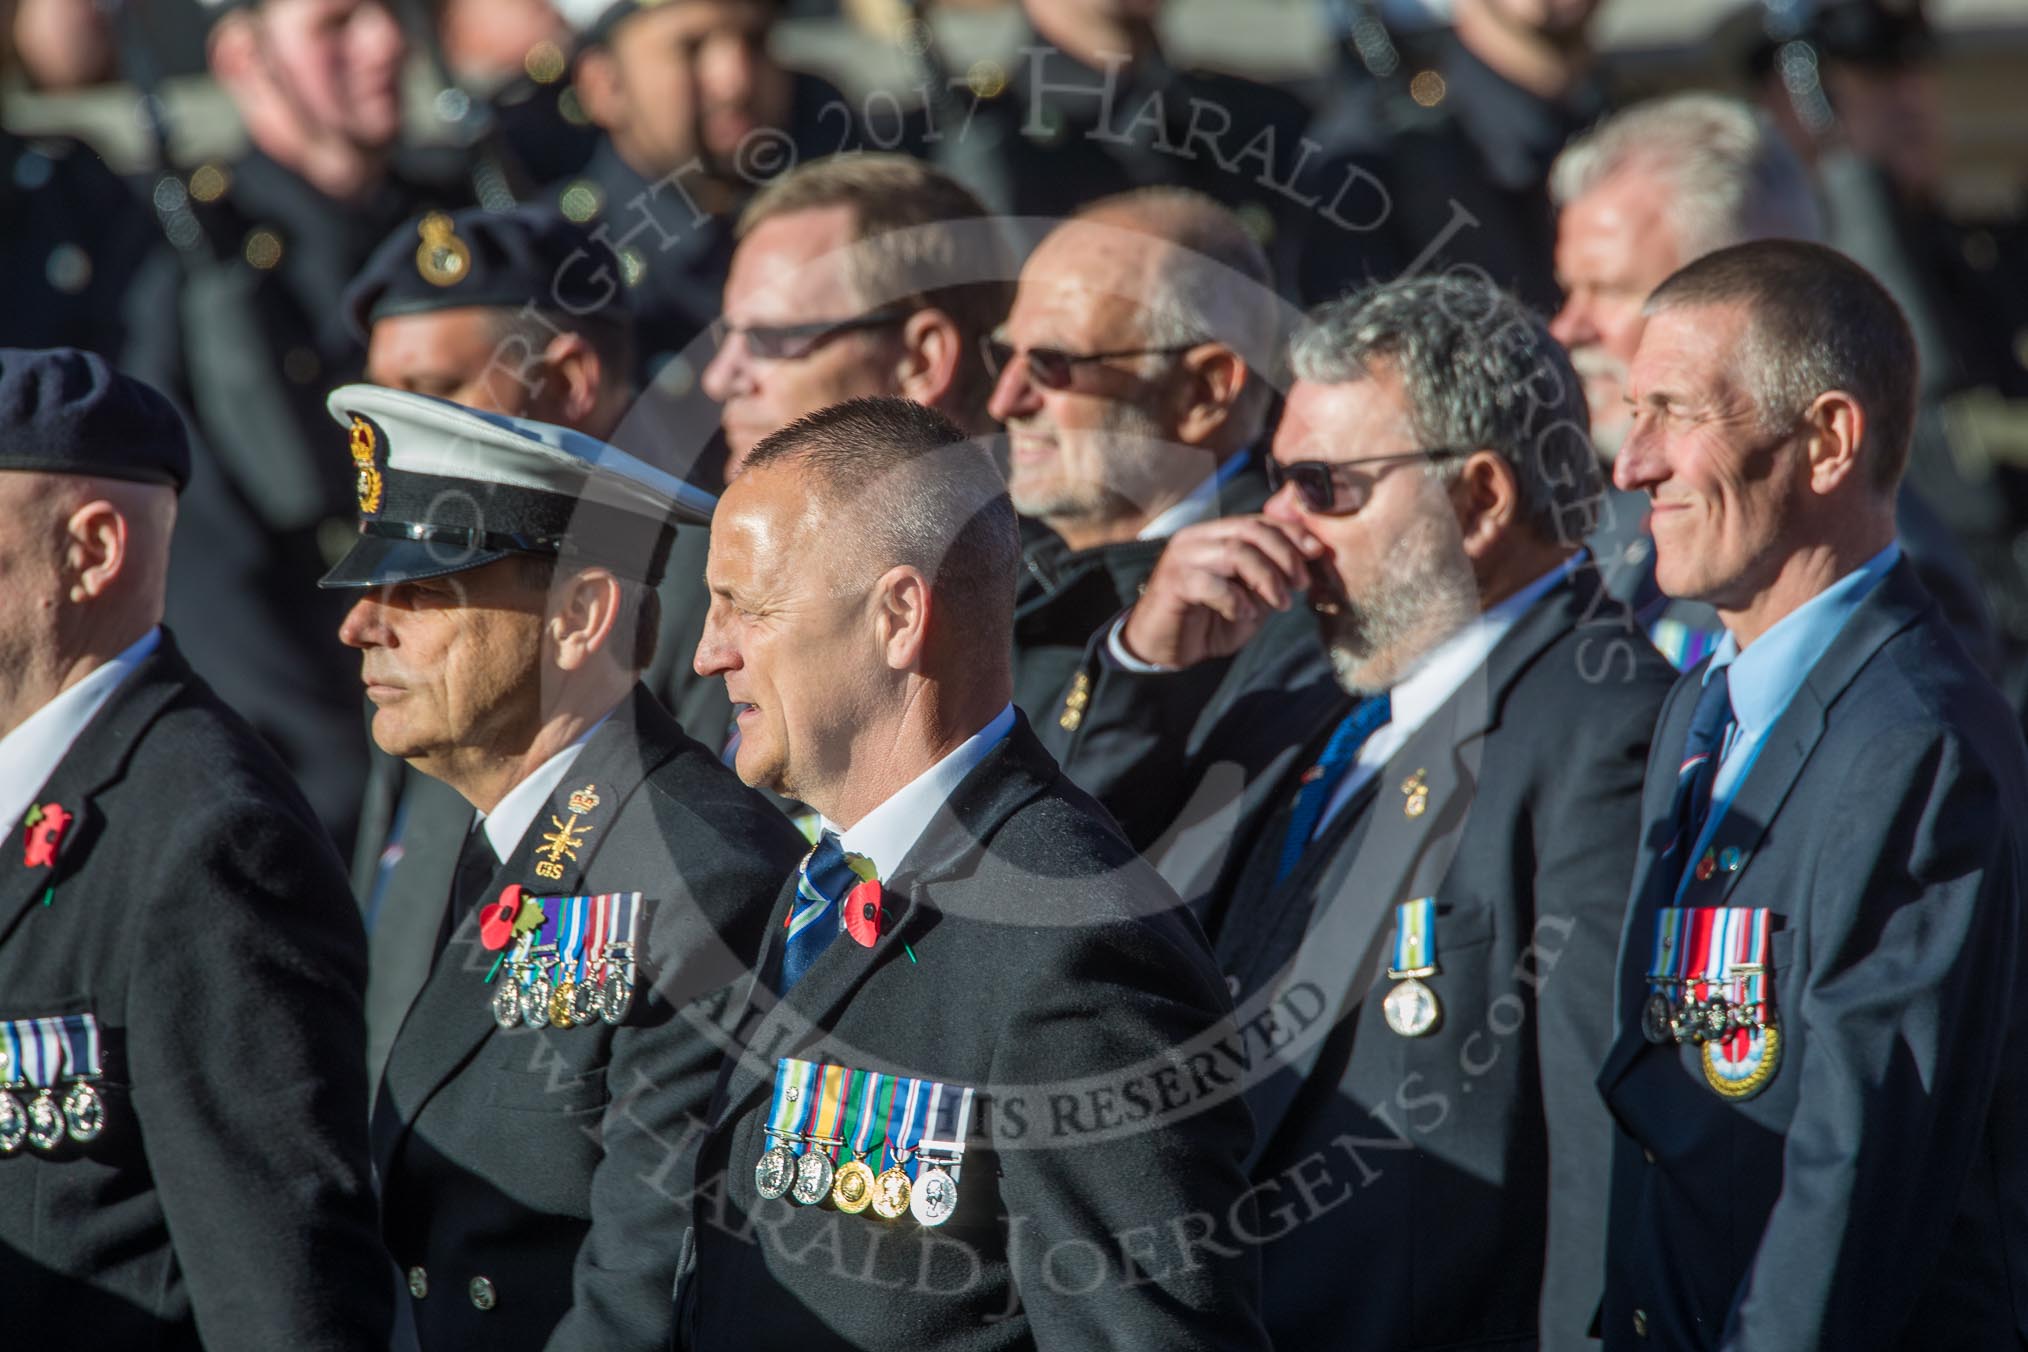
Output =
[
  {"x1": 674, "y1": 717, "x2": 1269, "y2": 1351},
  {"x1": 1051, "y1": 570, "x2": 1675, "y2": 1349},
  {"x1": 0, "y1": 632, "x2": 391, "y2": 1351},
  {"x1": 1597, "y1": 560, "x2": 2028, "y2": 1351},
  {"x1": 372, "y1": 685, "x2": 805, "y2": 1352}
]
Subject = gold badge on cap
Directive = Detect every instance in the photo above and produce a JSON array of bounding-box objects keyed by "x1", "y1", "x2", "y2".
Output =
[
  {"x1": 349, "y1": 415, "x2": 384, "y2": 514},
  {"x1": 415, "y1": 212, "x2": 471, "y2": 288}
]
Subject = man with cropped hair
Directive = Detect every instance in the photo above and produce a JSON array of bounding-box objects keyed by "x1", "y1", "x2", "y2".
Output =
[{"x1": 1051, "y1": 274, "x2": 1677, "y2": 1347}]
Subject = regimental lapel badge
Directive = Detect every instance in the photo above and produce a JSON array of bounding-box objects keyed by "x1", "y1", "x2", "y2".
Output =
[
  {"x1": 533, "y1": 783, "x2": 600, "y2": 882},
  {"x1": 1401, "y1": 768, "x2": 1430, "y2": 819},
  {"x1": 22, "y1": 802, "x2": 71, "y2": 870},
  {"x1": 1059, "y1": 671, "x2": 1091, "y2": 732},
  {"x1": 349, "y1": 415, "x2": 383, "y2": 515}
]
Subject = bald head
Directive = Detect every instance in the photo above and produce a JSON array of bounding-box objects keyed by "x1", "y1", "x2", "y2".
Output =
[{"x1": 0, "y1": 472, "x2": 177, "y2": 736}]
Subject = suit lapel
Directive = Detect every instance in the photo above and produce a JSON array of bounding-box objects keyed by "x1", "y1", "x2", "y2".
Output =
[
  {"x1": 0, "y1": 638, "x2": 188, "y2": 948},
  {"x1": 363, "y1": 775, "x2": 477, "y2": 1085},
  {"x1": 372, "y1": 687, "x2": 683, "y2": 1172},
  {"x1": 712, "y1": 718, "x2": 1058, "y2": 1129}
]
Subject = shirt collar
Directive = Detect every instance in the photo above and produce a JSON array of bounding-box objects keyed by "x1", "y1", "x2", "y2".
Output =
[
  {"x1": 1137, "y1": 449, "x2": 1254, "y2": 542},
  {"x1": 0, "y1": 628, "x2": 160, "y2": 835},
  {"x1": 1704, "y1": 543, "x2": 1901, "y2": 739},
  {"x1": 477, "y1": 709, "x2": 613, "y2": 862},
  {"x1": 1387, "y1": 555, "x2": 1579, "y2": 733},
  {"x1": 826, "y1": 704, "x2": 1017, "y2": 879}
]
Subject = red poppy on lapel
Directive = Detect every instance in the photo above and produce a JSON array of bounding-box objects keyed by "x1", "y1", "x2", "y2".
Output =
[
  {"x1": 481, "y1": 884, "x2": 524, "y2": 951},
  {"x1": 23, "y1": 803, "x2": 72, "y2": 869},
  {"x1": 843, "y1": 878, "x2": 884, "y2": 947}
]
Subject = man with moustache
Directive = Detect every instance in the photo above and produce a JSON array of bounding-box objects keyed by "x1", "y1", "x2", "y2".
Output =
[
  {"x1": 1049, "y1": 277, "x2": 1677, "y2": 1347},
  {"x1": 700, "y1": 152, "x2": 1010, "y2": 481},
  {"x1": 322, "y1": 385, "x2": 804, "y2": 1350},
  {"x1": 988, "y1": 187, "x2": 1280, "y2": 724},
  {"x1": 680, "y1": 396, "x2": 1266, "y2": 1350},
  {"x1": 1547, "y1": 91, "x2": 1993, "y2": 673}
]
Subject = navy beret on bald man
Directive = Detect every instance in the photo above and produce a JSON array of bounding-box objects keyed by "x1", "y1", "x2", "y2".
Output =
[
  {"x1": 0, "y1": 347, "x2": 190, "y2": 490},
  {"x1": 343, "y1": 206, "x2": 632, "y2": 343}
]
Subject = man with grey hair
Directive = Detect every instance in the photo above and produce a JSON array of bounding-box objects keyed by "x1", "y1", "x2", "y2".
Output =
[
  {"x1": 683, "y1": 396, "x2": 1266, "y2": 1350},
  {"x1": 1049, "y1": 276, "x2": 1677, "y2": 1348},
  {"x1": 987, "y1": 186, "x2": 1281, "y2": 725},
  {"x1": 1548, "y1": 90, "x2": 1994, "y2": 674}
]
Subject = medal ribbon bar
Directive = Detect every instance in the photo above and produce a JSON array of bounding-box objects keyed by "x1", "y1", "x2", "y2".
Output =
[
  {"x1": 885, "y1": 1075, "x2": 927, "y2": 1180},
  {"x1": 767, "y1": 1058, "x2": 818, "y2": 1154},
  {"x1": 1387, "y1": 897, "x2": 1438, "y2": 978},
  {"x1": 916, "y1": 1080, "x2": 976, "y2": 1182}
]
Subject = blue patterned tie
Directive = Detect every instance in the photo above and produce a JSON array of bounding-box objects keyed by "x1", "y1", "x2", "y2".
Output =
[
  {"x1": 780, "y1": 831, "x2": 858, "y2": 993},
  {"x1": 1275, "y1": 693, "x2": 1393, "y2": 884},
  {"x1": 1668, "y1": 665, "x2": 1735, "y2": 858}
]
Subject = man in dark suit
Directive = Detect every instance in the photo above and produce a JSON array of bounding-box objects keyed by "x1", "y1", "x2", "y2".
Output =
[
  {"x1": 987, "y1": 187, "x2": 1280, "y2": 726},
  {"x1": 319, "y1": 384, "x2": 805, "y2": 1350},
  {"x1": 340, "y1": 207, "x2": 732, "y2": 985},
  {"x1": 1044, "y1": 278, "x2": 1678, "y2": 1348},
  {"x1": 1597, "y1": 240, "x2": 2028, "y2": 1348},
  {"x1": 680, "y1": 397, "x2": 1266, "y2": 1350},
  {"x1": 0, "y1": 349, "x2": 390, "y2": 1348}
]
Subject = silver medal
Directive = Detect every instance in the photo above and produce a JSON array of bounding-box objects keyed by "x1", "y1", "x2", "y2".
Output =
[
  {"x1": 790, "y1": 1147, "x2": 835, "y2": 1205},
  {"x1": 600, "y1": 970, "x2": 633, "y2": 1025},
  {"x1": 754, "y1": 1142, "x2": 797, "y2": 1200},
  {"x1": 491, "y1": 981, "x2": 524, "y2": 1029},
  {"x1": 26, "y1": 1089, "x2": 64, "y2": 1152},
  {"x1": 909, "y1": 1163, "x2": 960, "y2": 1227},
  {"x1": 1699, "y1": 999, "x2": 1733, "y2": 1042},
  {"x1": 523, "y1": 975, "x2": 554, "y2": 1029},
  {"x1": 569, "y1": 977, "x2": 601, "y2": 1025},
  {"x1": 62, "y1": 1080, "x2": 103, "y2": 1144},
  {"x1": 1382, "y1": 977, "x2": 1441, "y2": 1037},
  {"x1": 1641, "y1": 991, "x2": 1674, "y2": 1045},
  {"x1": 0, "y1": 1090, "x2": 27, "y2": 1155}
]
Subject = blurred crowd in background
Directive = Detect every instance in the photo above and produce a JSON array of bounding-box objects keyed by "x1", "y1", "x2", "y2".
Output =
[{"x1": 3, "y1": 0, "x2": 2025, "y2": 859}]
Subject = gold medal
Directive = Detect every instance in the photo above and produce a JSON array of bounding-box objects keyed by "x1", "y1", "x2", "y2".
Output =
[
  {"x1": 549, "y1": 980, "x2": 578, "y2": 1029},
  {"x1": 831, "y1": 1156, "x2": 876, "y2": 1214},
  {"x1": 871, "y1": 1164, "x2": 912, "y2": 1220}
]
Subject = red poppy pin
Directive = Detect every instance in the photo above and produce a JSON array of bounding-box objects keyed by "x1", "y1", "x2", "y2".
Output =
[
  {"x1": 481, "y1": 884, "x2": 525, "y2": 951},
  {"x1": 23, "y1": 802, "x2": 72, "y2": 870},
  {"x1": 843, "y1": 877, "x2": 885, "y2": 948}
]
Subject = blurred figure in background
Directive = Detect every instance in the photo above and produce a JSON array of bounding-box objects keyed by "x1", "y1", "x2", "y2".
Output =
[
  {"x1": 433, "y1": 0, "x2": 597, "y2": 184},
  {"x1": 122, "y1": 0, "x2": 473, "y2": 851}
]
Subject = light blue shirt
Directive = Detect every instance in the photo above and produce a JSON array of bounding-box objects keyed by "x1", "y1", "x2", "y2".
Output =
[{"x1": 1692, "y1": 543, "x2": 1900, "y2": 854}]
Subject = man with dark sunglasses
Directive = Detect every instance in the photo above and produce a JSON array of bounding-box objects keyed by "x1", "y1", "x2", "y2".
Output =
[
  {"x1": 988, "y1": 187, "x2": 1280, "y2": 727},
  {"x1": 700, "y1": 153, "x2": 1011, "y2": 481},
  {"x1": 1047, "y1": 275, "x2": 1677, "y2": 1350}
]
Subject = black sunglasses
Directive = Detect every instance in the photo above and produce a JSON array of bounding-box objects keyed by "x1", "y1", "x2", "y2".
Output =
[
  {"x1": 712, "y1": 306, "x2": 913, "y2": 362},
  {"x1": 1267, "y1": 447, "x2": 1471, "y2": 515},
  {"x1": 980, "y1": 337, "x2": 1201, "y2": 390}
]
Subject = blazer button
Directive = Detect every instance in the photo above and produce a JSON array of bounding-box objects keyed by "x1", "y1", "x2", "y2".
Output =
[
  {"x1": 1633, "y1": 1308, "x2": 1649, "y2": 1338},
  {"x1": 469, "y1": 1276, "x2": 497, "y2": 1311},
  {"x1": 1643, "y1": 1147, "x2": 1656, "y2": 1164},
  {"x1": 406, "y1": 1267, "x2": 428, "y2": 1299}
]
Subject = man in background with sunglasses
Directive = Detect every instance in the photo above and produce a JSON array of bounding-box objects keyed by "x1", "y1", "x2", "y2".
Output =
[
  {"x1": 700, "y1": 153, "x2": 1011, "y2": 483},
  {"x1": 988, "y1": 188, "x2": 1281, "y2": 728},
  {"x1": 1048, "y1": 275, "x2": 1676, "y2": 1348}
]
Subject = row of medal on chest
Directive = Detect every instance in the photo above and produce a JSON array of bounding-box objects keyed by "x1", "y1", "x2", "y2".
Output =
[
  {"x1": 756, "y1": 1060, "x2": 976, "y2": 1229},
  {"x1": 2, "y1": 1014, "x2": 108, "y2": 1155},
  {"x1": 487, "y1": 890, "x2": 643, "y2": 1031}
]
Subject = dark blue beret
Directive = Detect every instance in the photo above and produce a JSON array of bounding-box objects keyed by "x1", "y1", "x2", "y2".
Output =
[
  {"x1": 576, "y1": 0, "x2": 780, "y2": 53},
  {"x1": 0, "y1": 348, "x2": 190, "y2": 491},
  {"x1": 343, "y1": 206, "x2": 633, "y2": 343}
]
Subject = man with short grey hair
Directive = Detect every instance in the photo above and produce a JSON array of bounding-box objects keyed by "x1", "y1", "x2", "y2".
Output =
[
  {"x1": 1049, "y1": 276, "x2": 1677, "y2": 1348},
  {"x1": 988, "y1": 187, "x2": 1282, "y2": 727},
  {"x1": 1548, "y1": 90, "x2": 1995, "y2": 674}
]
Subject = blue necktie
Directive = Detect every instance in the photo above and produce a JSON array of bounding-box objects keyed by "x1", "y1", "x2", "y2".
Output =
[
  {"x1": 1669, "y1": 665, "x2": 1734, "y2": 859},
  {"x1": 1275, "y1": 693, "x2": 1393, "y2": 884},
  {"x1": 780, "y1": 831, "x2": 857, "y2": 993}
]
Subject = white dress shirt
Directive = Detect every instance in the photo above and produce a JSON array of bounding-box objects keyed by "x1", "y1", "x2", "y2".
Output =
[
  {"x1": 474, "y1": 711, "x2": 611, "y2": 862},
  {"x1": 825, "y1": 704, "x2": 1017, "y2": 879},
  {"x1": 0, "y1": 627, "x2": 160, "y2": 833}
]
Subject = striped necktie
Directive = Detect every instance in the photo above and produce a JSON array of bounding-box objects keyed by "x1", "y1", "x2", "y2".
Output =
[
  {"x1": 1669, "y1": 665, "x2": 1735, "y2": 859},
  {"x1": 780, "y1": 831, "x2": 857, "y2": 993},
  {"x1": 1275, "y1": 693, "x2": 1393, "y2": 884}
]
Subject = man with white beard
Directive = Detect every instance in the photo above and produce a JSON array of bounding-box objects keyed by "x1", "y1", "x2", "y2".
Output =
[{"x1": 1048, "y1": 276, "x2": 1677, "y2": 1348}]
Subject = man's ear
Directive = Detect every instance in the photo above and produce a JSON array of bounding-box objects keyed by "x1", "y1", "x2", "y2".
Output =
[
  {"x1": 894, "y1": 308, "x2": 962, "y2": 413},
  {"x1": 572, "y1": 49, "x2": 623, "y2": 133},
  {"x1": 63, "y1": 499, "x2": 129, "y2": 603},
  {"x1": 1802, "y1": 390, "x2": 1868, "y2": 497},
  {"x1": 1172, "y1": 343, "x2": 1247, "y2": 448},
  {"x1": 540, "y1": 332, "x2": 603, "y2": 427},
  {"x1": 873, "y1": 564, "x2": 932, "y2": 673},
  {"x1": 1450, "y1": 450, "x2": 1521, "y2": 563},
  {"x1": 206, "y1": 9, "x2": 256, "y2": 90},
  {"x1": 548, "y1": 566, "x2": 624, "y2": 671}
]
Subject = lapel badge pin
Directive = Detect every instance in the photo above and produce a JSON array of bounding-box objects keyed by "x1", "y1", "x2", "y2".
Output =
[
  {"x1": 1401, "y1": 769, "x2": 1429, "y2": 819},
  {"x1": 1720, "y1": 847, "x2": 1744, "y2": 873},
  {"x1": 23, "y1": 802, "x2": 72, "y2": 870}
]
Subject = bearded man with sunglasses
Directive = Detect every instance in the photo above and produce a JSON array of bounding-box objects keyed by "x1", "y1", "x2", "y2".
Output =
[
  {"x1": 989, "y1": 188, "x2": 1281, "y2": 726},
  {"x1": 1050, "y1": 275, "x2": 1677, "y2": 1349}
]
